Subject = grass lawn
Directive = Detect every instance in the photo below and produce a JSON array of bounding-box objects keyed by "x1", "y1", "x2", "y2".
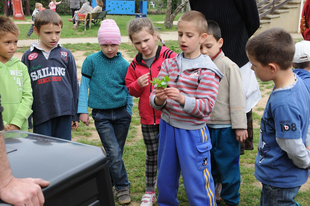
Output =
[
  {"x1": 16, "y1": 13, "x2": 180, "y2": 40},
  {"x1": 14, "y1": 14, "x2": 310, "y2": 205}
]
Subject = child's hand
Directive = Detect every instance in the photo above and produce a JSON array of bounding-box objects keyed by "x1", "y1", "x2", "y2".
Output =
[
  {"x1": 154, "y1": 87, "x2": 166, "y2": 106},
  {"x1": 79, "y1": 113, "x2": 90, "y2": 126},
  {"x1": 164, "y1": 88, "x2": 185, "y2": 105},
  {"x1": 4, "y1": 124, "x2": 10, "y2": 131},
  {"x1": 137, "y1": 73, "x2": 150, "y2": 88},
  {"x1": 306, "y1": 145, "x2": 310, "y2": 151},
  {"x1": 72, "y1": 121, "x2": 79, "y2": 130},
  {"x1": 235, "y1": 129, "x2": 248, "y2": 142},
  {"x1": 8, "y1": 124, "x2": 20, "y2": 131}
]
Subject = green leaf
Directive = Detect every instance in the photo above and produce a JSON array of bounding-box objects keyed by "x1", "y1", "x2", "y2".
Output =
[{"x1": 151, "y1": 75, "x2": 170, "y2": 88}]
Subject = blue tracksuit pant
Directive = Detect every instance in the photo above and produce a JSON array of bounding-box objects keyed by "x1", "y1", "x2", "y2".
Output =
[
  {"x1": 157, "y1": 119, "x2": 216, "y2": 206},
  {"x1": 208, "y1": 127, "x2": 240, "y2": 206}
]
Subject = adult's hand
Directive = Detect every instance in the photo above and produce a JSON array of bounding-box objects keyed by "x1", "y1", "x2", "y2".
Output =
[{"x1": 0, "y1": 176, "x2": 50, "y2": 206}]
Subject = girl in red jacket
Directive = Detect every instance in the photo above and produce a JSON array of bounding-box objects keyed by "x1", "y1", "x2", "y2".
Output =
[{"x1": 125, "y1": 17, "x2": 176, "y2": 206}]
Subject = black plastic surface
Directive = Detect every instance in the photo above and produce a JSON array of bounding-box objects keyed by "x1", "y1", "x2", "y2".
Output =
[{"x1": 0, "y1": 131, "x2": 115, "y2": 206}]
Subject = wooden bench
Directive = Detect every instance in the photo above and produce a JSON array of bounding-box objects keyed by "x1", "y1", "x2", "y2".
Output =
[
  {"x1": 91, "y1": 10, "x2": 109, "y2": 26},
  {"x1": 76, "y1": 10, "x2": 109, "y2": 31},
  {"x1": 76, "y1": 12, "x2": 92, "y2": 31}
]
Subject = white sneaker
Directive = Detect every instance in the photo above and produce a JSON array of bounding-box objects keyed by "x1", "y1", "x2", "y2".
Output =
[{"x1": 140, "y1": 192, "x2": 156, "y2": 206}]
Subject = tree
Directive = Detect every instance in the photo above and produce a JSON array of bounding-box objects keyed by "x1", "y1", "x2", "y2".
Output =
[{"x1": 164, "y1": 0, "x2": 189, "y2": 29}]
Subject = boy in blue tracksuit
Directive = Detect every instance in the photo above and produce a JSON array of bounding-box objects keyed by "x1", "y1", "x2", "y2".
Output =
[
  {"x1": 22, "y1": 10, "x2": 79, "y2": 140},
  {"x1": 246, "y1": 28, "x2": 310, "y2": 206}
]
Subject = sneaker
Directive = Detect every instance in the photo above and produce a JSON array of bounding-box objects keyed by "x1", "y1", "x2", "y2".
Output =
[
  {"x1": 140, "y1": 192, "x2": 156, "y2": 206},
  {"x1": 116, "y1": 188, "x2": 131, "y2": 204}
]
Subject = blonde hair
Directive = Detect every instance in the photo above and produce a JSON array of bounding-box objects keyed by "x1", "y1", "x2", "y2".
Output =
[
  {"x1": 127, "y1": 17, "x2": 165, "y2": 46},
  {"x1": 178, "y1": 10, "x2": 208, "y2": 34},
  {"x1": 0, "y1": 16, "x2": 20, "y2": 38},
  {"x1": 35, "y1": 3, "x2": 42, "y2": 9},
  {"x1": 34, "y1": 9, "x2": 63, "y2": 31}
]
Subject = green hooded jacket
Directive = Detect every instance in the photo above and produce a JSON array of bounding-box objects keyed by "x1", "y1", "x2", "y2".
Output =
[{"x1": 0, "y1": 57, "x2": 33, "y2": 131}]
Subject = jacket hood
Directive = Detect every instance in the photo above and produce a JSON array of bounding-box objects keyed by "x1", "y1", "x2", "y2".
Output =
[
  {"x1": 0, "y1": 57, "x2": 20, "y2": 68},
  {"x1": 176, "y1": 52, "x2": 224, "y2": 79}
]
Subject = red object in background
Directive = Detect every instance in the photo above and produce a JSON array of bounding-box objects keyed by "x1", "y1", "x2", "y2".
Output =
[{"x1": 12, "y1": 0, "x2": 25, "y2": 20}]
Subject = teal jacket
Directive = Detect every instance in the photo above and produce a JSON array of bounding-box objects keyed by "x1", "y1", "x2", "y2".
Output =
[{"x1": 0, "y1": 57, "x2": 33, "y2": 131}]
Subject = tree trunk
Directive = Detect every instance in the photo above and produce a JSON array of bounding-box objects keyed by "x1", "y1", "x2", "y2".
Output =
[
  {"x1": 164, "y1": 0, "x2": 189, "y2": 29},
  {"x1": 3, "y1": 0, "x2": 8, "y2": 16},
  {"x1": 164, "y1": 0, "x2": 173, "y2": 28},
  {"x1": 24, "y1": 0, "x2": 30, "y2": 16}
]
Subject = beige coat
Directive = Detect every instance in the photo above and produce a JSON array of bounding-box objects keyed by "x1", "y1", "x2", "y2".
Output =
[{"x1": 207, "y1": 51, "x2": 247, "y2": 129}]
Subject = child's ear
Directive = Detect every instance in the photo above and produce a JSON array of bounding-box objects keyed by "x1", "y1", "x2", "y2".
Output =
[
  {"x1": 200, "y1": 33, "x2": 207, "y2": 44},
  {"x1": 268, "y1": 63, "x2": 277, "y2": 74},
  {"x1": 218, "y1": 38, "x2": 224, "y2": 48},
  {"x1": 33, "y1": 26, "x2": 39, "y2": 36}
]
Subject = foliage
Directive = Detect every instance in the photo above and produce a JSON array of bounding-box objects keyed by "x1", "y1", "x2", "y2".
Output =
[{"x1": 150, "y1": 75, "x2": 170, "y2": 88}]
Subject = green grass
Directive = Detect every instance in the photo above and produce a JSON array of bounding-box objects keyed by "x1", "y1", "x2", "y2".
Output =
[{"x1": 15, "y1": 14, "x2": 180, "y2": 40}]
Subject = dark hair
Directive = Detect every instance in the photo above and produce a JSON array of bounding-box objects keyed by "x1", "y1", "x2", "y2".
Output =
[
  {"x1": 178, "y1": 10, "x2": 208, "y2": 34},
  {"x1": 293, "y1": 62, "x2": 310, "y2": 69},
  {"x1": 34, "y1": 9, "x2": 63, "y2": 32},
  {"x1": 0, "y1": 16, "x2": 20, "y2": 38},
  {"x1": 246, "y1": 28, "x2": 294, "y2": 70},
  {"x1": 207, "y1": 20, "x2": 221, "y2": 41}
]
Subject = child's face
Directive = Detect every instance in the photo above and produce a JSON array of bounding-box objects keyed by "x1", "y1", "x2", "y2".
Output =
[
  {"x1": 178, "y1": 21, "x2": 207, "y2": 59},
  {"x1": 100, "y1": 44, "x2": 119, "y2": 58},
  {"x1": 201, "y1": 34, "x2": 223, "y2": 59},
  {"x1": 247, "y1": 53, "x2": 272, "y2": 82},
  {"x1": 34, "y1": 23, "x2": 61, "y2": 52},
  {"x1": 0, "y1": 32, "x2": 18, "y2": 64},
  {"x1": 131, "y1": 28, "x2": 158, "y2": 59}
]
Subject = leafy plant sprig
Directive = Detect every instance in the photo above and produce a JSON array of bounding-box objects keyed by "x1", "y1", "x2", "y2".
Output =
[{"x1": 150, "y1": 75, "x2": 170, "y2": 88}]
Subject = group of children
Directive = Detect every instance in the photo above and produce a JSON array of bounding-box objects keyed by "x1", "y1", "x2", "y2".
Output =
[{"x1": 0, "y1": 7, "x2": 310, "y2": 206}]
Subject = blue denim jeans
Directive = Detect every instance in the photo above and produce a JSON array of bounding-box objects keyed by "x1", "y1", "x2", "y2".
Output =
[
  {"x1": 92, "y1": 106, "x2": 131, "y2": 190},
  {"x1": 260, "y1": 183, "x2": 300, "y2": 206}
]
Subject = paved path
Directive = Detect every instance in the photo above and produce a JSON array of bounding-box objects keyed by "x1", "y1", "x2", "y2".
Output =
[
  {"x1": 17, "y1": 31, "x2": 303, "y2": 48},
  {"x1": 17, "y1": 31, "x2": 179, "y2": 47}
]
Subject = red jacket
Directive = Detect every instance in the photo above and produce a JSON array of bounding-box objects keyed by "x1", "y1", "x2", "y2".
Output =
[
  {"x1": 301, "y1": 0, "x2": 310, "y2": 40},
  {"x1": 125, "y1": 46, "x2": 176, "y2": 125}
]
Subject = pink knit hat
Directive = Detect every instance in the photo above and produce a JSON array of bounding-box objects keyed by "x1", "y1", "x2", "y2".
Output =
[{"x1": 98, "y1": 19, "x2": 121, "y2": 45}]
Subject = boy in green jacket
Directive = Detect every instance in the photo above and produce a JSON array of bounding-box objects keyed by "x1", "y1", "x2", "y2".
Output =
[{"x1": 0, "y1": 16, "x2": 33, "y2": 131}]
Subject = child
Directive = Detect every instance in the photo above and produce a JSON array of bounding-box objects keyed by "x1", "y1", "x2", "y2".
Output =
[
  {"x1": 150, "y1": 11, "x2": 223, "y2": 206},
  {"x1": 48, "y1": 0, "x2": 61, "y2": 12},
  {"x1": 246, "y1": 28, "x2": 310, "y2": 206},
  {"x1": 293, "y1": 40, "x2": 310, "y2": 86},
  {"x1": 292, "y1": 40, "x2": 310, "y2": 151},
  {"x1": 78, "y1": 19, "x2": 132, "y2": 205},
  {"x1": 125, "y1": 17, "x2": 176, "y2": 206},
  {"x1": 21, "y1": 10, "x2": 79, "y2": 140},
  {"x1": 26, "y1": 3, "x2": 44, "y2": 38},
  {"x1": 201, "y1": 20, "x2": 247, "y2": 206},
  {"x1": 0, "y1": 16, "x2": 33, "y2": 131}
]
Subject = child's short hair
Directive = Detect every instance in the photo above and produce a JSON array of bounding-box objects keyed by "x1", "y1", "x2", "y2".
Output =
[
  {"x1": 293, "y1": 40, "x2": 310, "y2": 69},
  {"x1": 178, "y1": 11, "x2": 208, "y2": 35},
  {"x1": 246, "y1": 28, "x2": 294, "y2": 70},
  {"x1": 207, "y1": 20, "x2": 221, "y2": 41},
  {"x1": 127, "y1": 17, "x2": 156, "y2": 41},
  {"x1": 34, "y1": 9, "x2": 63, "y2": 31},
  {"x1": 35, "y1": 2, "x2": 42, "y2": 9},
  {"x1": 0, "y1": 16, "x2": 20, "y2": 38}
]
